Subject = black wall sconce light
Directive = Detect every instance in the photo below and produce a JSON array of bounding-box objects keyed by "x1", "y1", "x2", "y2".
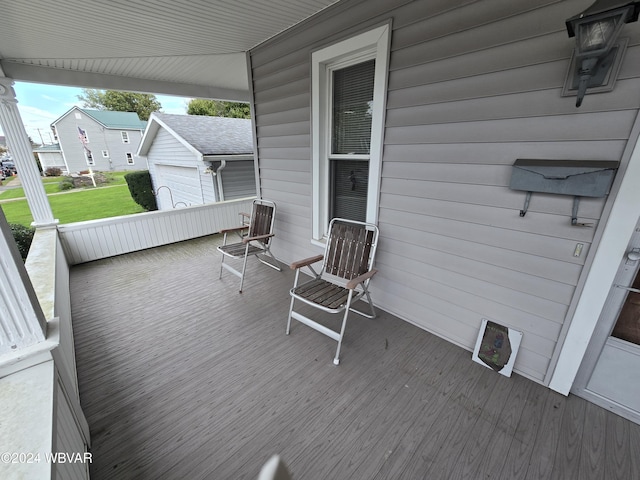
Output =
[{"x1": 565, "y1": 0, "x2": 640, "y2": 107}]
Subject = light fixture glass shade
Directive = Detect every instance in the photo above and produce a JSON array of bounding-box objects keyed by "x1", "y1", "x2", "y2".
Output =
[
  {"x1": 574, "y1": 10, "x2": 629, "y2": 57},
  {"x1": 577, "y1": 15, "x2": 620, "y2": 52}
]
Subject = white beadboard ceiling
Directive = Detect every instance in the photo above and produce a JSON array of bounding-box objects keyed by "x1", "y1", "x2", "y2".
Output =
[{"x1": 0, "y1": 0, "x2": 340, "y2": 100}]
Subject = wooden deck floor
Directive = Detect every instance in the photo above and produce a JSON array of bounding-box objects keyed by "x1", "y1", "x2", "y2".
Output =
[{"x1": 69, "y1": 235, "x2": 640, "y2": 480}]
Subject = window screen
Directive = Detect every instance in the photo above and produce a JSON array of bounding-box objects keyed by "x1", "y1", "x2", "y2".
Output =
[{"x1": 332, "y1": 59, "x2": 375, "y2": 155}]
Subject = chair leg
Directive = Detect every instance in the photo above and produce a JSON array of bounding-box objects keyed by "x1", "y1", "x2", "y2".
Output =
[
  {"x1": 256, "y1": 245, "x2": 282, "y2": 271},
  {"x1": 219, "y1": 232, "x2": 228, "y2": 279},
  {"x1": 286, "y1": 296, "x2": 296, "y2": 335},
  {"x1": 349, "y1": 286, "x2": 377, "y2": 319},
  {"x1": 286, "y1": 270, "x2": 301, "y2": 335},
  {"x1": 333, "y1": 290, "x2": 354, "y2": 365},
  {"x1": 238, "y1": 243, "x2": 251, "y2": 293}
]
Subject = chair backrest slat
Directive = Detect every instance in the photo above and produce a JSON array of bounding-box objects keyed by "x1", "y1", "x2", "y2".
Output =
[
  {"x1": 249, "y1": 201, "x2": 275, "y2": 245},
  {"x1": 324, "y1": 219, "x2": 377, "y2": 280}
]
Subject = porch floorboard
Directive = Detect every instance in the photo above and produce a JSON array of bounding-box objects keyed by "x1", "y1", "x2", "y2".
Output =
[{"x1": 69, "y1": 235, "x2": 640, "y2": 479}]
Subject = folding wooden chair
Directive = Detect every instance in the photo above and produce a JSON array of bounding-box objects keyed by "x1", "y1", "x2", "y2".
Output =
[
  {"x1": 286, "y1": 218, "x2": 379, "y2": 364},
  {"x1": 217, "y1": 199, "x2": 281, "y2": 293}
]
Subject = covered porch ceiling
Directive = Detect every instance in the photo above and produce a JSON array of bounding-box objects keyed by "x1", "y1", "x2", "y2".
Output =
[{"x1": 0, "y1": 0, "x2": 340, "y2": 101}]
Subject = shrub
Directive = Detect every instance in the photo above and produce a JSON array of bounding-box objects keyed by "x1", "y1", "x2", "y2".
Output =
[
  {"x1": 45, "y1": 167, "x2": 62, "y2": 177},
  {"x1": 124, "y1": 171, "x2": 158, "y2": 211},
  {"x1": 10, "y1": 223, "x2": 35, "y2": 260},
  {"x1": 59, "y1": 177, "x2": 75, "y2": 191}
]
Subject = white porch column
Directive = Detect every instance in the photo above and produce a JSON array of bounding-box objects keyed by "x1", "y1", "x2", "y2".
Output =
[
  {"x1": 0, "y1": 76, "x2": 57, "y2": 227},
  {"x1": 0, "y1": 209, "x2": 47, "y2": 354}
]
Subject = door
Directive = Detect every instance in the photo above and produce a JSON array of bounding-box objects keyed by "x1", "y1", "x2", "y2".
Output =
[
  {"x1": 155, "y1": 165, "x2": 203, "y2": 209},
  {"x1": 574, "y1": 220, "x2": 640, "y2": 424}
]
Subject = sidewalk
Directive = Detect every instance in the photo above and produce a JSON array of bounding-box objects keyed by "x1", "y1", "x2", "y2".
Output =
[{"x1": 0, "y1": 175, "x2": 21, "y2": 190}]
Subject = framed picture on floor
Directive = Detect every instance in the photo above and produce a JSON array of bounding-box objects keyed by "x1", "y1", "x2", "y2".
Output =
[{"x1": 472, "y1": 318, "x2": 523, "y2": 377}]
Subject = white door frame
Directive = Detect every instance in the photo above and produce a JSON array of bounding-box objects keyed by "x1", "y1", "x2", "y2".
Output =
[
  {"x1": 571, "y1": 218, "x2": 640, "y2": 423},
  {"x1": 549, "y1": 111, "x2": 640, "y2": 395}
]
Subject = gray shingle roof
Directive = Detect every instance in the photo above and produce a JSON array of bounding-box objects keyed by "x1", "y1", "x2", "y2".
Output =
[{"x1": 153, "y1": 112, "x2": 253, "y2": 155}]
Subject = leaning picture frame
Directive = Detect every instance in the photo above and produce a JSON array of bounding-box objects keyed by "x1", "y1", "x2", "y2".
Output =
[{"x1": 472, "y1": 318, "x2": 523, "y2": 378}]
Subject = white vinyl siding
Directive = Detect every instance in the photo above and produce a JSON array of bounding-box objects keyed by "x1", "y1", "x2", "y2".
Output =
[
  {"x1": 55, "y1": 377, "x2": 89, "y2": 480},
  {"x1": 220, "y1": 160, "x2": 257, "y2": 200},
  {"x1": 250, "y1": 0, "x2": 640, "y2": 383}
]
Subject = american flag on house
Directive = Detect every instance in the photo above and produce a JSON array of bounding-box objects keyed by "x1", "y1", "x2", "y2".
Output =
[
  {"x1": 78, "y1": 126, "x2": 87, "y2": 143},
  {"x1": 77, "y1": 126, "x2": 90, "y2": 153}
]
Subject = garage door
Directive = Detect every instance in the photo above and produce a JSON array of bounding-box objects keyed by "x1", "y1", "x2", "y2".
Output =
[{"x1": 155, "y1": 165, "x2": 203, "y2": 209}]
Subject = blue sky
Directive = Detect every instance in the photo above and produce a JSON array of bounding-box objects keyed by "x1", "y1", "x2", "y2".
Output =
[{"x1": 1, "y1": 82, "x2": 189, "y2": 144}]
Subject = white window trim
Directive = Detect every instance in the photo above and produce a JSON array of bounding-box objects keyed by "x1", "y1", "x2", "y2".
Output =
[
  {"x1": 311, "y1": 23, "x2": 390, "y2": 242},
  {"x1": 121, "y1": 131, "x2": 130, "y2": 144},
  {"x1": 126, "y1": 152, "x2": 134, "y2": 165},
  {"x1": 85, "y1": 150, "x2": 94, "y2": 166},
  {"x1": 102, "y1": 150, "x2": 109, "y2": 158}
]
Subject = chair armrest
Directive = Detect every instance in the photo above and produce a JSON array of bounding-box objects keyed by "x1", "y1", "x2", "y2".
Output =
[
  {"x1": 346, "y1": 269, "x2": 378, "y2": 290},
  {"x1": 243, "y1": 233, "x2": 275, "y2": 244},
  {"x1": 220, "y1": 225, "x2": 249, "y2": 234},
  {"x1": 290, "y1": 254, "x2": 324, "y2": 270}
]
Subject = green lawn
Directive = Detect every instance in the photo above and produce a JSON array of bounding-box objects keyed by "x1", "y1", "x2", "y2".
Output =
[
  {"x1": 0, "y1": 173, "x2": 147, "y2": 226},
  {"x1": 0, "y1": 172, "x2": 129, "y2": 200},
  {"x1": 0, "y1": 179, "x2": 61, "y2": 199}
]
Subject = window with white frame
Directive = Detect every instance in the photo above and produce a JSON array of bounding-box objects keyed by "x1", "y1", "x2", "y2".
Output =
[
  {"x1": 102, "y1": 150, "x2": 109, "y2": 158},
  {"x1": 126, "y1": 152, "x2": 134, "y2": 165},
  {"x1": 311, "y1": 24, "x2": 390, "y2": 241},
  {"x1": 85, "y1": 150, "x2": 94, "y2": 166},
  {"x1": 121, "y1": 131, "x2": 130, "y2": 144}
]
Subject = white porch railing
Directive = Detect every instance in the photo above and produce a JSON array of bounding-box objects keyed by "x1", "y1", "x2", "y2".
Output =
[{"x1": 58, "y1": 197, "x2": 255, "y2": 264}]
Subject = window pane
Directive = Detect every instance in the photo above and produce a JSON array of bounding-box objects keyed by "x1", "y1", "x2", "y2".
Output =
[
  {"x1": 332, "y1": 59, "x2": 375, "y2": 155},
  {"x1": 330, "y1": 159, "x2": 368, "y2": 221}
]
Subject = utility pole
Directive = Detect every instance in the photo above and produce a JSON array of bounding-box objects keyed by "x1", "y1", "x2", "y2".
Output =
[{"x1": 36, "y1": 128, "x2": 45, "y2": 145}]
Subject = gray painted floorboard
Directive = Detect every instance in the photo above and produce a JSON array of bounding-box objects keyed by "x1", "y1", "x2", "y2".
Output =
[{"x1": 69, "y1": 235, "x2": 640, "y2": 479}]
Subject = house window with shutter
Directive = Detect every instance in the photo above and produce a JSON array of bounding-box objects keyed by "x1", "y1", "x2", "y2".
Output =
[{"x1": 311, "y1": 24, "x2": 390, "y2": 241}]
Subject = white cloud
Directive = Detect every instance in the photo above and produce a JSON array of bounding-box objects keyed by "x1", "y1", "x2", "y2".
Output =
[{"x1": 158, "y1": 95, "x2": 190, "y2": 115}]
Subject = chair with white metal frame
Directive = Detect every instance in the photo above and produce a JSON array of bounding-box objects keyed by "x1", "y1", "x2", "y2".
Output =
[
  {"x1": 217, "y1": 199, "x2": 281, "y2": 293},
  {"x1": 286, "y1": 218, "x2": 379, "y2": 365}
]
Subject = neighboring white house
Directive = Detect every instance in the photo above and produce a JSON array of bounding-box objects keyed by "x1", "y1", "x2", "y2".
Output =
[
  {"x1": 137, "y1": 112, "x2": 256, "y2": 210},
  {"x1": 51, "y1": 107, "x2": 146, "y2": 173},
  {"x1": 33, "y1": 143, "x2": 64, "y2": 173}
]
